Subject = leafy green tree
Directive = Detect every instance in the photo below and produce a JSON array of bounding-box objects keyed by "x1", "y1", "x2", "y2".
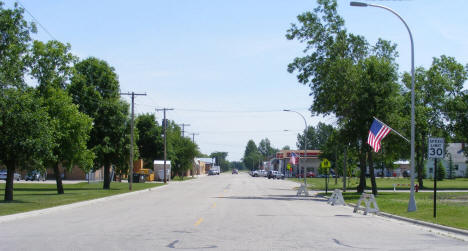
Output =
[
  {"x1": 297, "y1": 122, "x2": 334, "y2": 150},
  {"x1": 172, "y1": 134, "x2": 198, "y2": 179},
  {"x1": 28, "y1": 40, "x2": 77, "y2": 92},
  {"x1": 0, "y1": 88, "x2": 54, "y2": 201},
  {"x1": 282, "y1": 145, "x2": 291, "y2": 150},
  {"x1": 258, "y1": 138, "x2": 278, "y2": 160},
  {"x1": 28, "y1": 39, "x2": 93, "y2": 194},
  {"x1": 242, "y1": 140, "x2": 262, "y2": 170},
  {"x1": 135, "y1": 113, "x2": 163, "y2": 169},
  {"x1": 69, "y1": 57, "x2": 128, "y2": 189},
  {"x1": 402, "y1": 56, "x2": 467, "y2": 187},
  {"x1": 230, "y1": 161, "x2": 246, "y2": 170},
  {"x1": 286, "y1": 0, "x2": 402, "y2": 195},
  {"x1": 210, "y1": 152, "x2": 229, "y2": 172},
  {"x1": 41, "y1": 88, "x2": 94, "y2": 194},
  {"x1": 436, "y1": 161, "x2": 446, "y2": 181},
  {"x1": 0, "y1": 2, "x2": 36, "y2": 89}
]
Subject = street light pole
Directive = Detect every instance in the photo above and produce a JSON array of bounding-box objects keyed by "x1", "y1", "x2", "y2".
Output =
[
  {"x1": 284, "y1": 109, "x2": 308, "y2": 196},
  {"x1": 350, "y1": 2, "x2": 417, "y2": 211}
]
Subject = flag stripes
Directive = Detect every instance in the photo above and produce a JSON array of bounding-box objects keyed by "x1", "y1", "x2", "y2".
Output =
[{"x1": 367, "y1": 119, "x2": 391, "y2": 152}]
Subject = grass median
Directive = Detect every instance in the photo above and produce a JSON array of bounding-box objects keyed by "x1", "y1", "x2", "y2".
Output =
[
  {"x1": 0, "y1": 182, "x2": 164, "y2": 216},
  {"x1": 327, "y1": 191, "x2": 468, "y2": 230}
]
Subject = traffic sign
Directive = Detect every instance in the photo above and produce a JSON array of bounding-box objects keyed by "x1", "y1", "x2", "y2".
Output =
[
  {"x1": 428, "y1": 137, "x2": 444, "y2": 159},
  {"x1": 321, "y1": 158, "x2": 331, "y2": 168}
]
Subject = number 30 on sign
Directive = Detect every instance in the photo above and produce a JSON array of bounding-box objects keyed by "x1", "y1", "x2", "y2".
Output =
[{"x1": 428, "y1": 137, "x2": 444, "y2": 159}]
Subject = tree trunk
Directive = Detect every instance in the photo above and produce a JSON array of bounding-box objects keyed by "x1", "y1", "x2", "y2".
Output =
[
  {"x1": 417, "y1": 133, "x2": 424, "y2": 188},
  {"x1": 368, "y1": 151, "x2": 377, "y2": 195},
  {"x1": 103, "y1": 164, "x2": 110, "y2": 189},
  {"x1": 53, "y1": 162, "x2": 64, "y2": 194},
  {"x1": 357, "y1": 143, "x2": 366, "y2": 194},
  {"x1": 4, "y1": 160, "x2": 15, "y2": 201}
]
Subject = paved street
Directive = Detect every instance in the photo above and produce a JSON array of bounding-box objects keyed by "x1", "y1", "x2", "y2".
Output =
[{"x1": 0, "y1": 173, "x2": 466, "y2": 250}]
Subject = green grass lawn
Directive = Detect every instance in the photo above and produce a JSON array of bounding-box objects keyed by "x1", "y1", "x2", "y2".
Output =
[
  {"x1": 171, "y1": 176, "x2": 195, "y2": 181},
  {"x1": 289, "y1": 177, "x2": 468, "y2": 190},
  {"x1": 0, "y1": 182, "x2": 164, "y2": 216},
  {"x1": 330, "y1": 192, "x2": 468, "y2": 230}
]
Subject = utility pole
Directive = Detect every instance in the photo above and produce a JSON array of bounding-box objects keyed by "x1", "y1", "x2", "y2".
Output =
[
  {"x1": 190, "y1": 132, "x2": 199, "y2": 143},
  {"x1": 120, "y1": 91, "x2": 146, "y2": 190},
  {"x1": 156, "y1": 108, "x2": 174, "y2": 183},
  {"x1": 179, "y1": 123, "x2": 190, "y2": 137}
]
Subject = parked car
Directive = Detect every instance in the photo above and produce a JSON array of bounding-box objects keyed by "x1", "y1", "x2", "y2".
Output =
[
  {"x1": 0, "y1": 170, "x2": 21, "y2": 181},
  {"x1": 232, "y1": 169, "x2": 238, "y2": 174},
  {"x1": 25, "y1": 170, "x2": 46, "y2": 181},
  {"x1": 275, "y1": 172, "x2": 285, "y2": 180},
  {"x1": 253, "y1": 170, "x2": 267, "y2": 177},
  {"x1": 208, "y1": 169, "x2": 217, "y2": 176}
]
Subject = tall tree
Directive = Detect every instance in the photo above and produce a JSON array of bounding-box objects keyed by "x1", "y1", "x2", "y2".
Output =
[
  {"x1": 0, "y1": 88, "x2": 54, "y2": 201},
  {"x1": 28, "y1": 39, "x2": 93, "y2": 194},
  {"x1": 69, "y1": 57, "x2": 128, "y2": 189},
  {"x1": 41, "y1": 88, "x2": 94, "y2": 194},
  {"x1": 210, "y1": 152, "x2": 229, "y2": 172},
  {"x1": 258, "y1": 138, "x2": 278, "y2": 160},
  {"x1": 297, "y1": 122, "x2": 334, "y2": 150},
  {"x1": 242, "y1": 140, "x2": 261, "y2": 170},
  {"x1": 135, "y1": 113, "x2": 163, "y2": 169},
  {"x1": 0, "y1": 2, "x2": 36, "y2": 89},
  {"x1": 286, "y1": 0, "x2": 402, "y2": 194},
  {"x1": 402, "y1": 56, "x2": 468, "y2": 187}
]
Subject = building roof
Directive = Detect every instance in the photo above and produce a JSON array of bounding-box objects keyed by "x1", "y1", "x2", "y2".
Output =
[
  {"x1": 154, "y1": 160, "x2": 171, "y2": 165},
  {"x1": 195, "y1": 158, "x2": 215, "y2": 164}
]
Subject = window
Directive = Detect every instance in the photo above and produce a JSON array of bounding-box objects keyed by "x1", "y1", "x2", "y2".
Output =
[
  {"x1": 429, "y1": 168, "x2": 433, "y2": 173},
  {"x1": 455, "y1": 165, "x2": 459, "y2": 170}
]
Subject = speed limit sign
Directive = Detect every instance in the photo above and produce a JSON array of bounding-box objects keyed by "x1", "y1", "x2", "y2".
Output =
[{"x1": 428, "y1": 137, "x2": 444, "y2": 159}]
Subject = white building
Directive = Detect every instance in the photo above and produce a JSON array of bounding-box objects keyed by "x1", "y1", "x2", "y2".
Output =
[{"x1": 425, "y1": 143, "x2": 467, "y2": 178}]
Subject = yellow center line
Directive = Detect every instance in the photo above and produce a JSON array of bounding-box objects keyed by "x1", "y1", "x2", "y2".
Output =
[
  {"x1": 211, "y1": 202, "x2": 216, "y2": 208},
  {"x1": 224, "y1": 189, "x2": 227, "y2": 193},
  {"x1": 194, "y1": 217, "x2": 204, "y2": 226}
]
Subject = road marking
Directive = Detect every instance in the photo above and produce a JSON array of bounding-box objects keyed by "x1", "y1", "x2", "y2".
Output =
[
  {"x1": 224, "y1": 189, "x2": 227, "y2": 193},
  {"x1": 194, "y1": 217, "x2": 203, "y2": 226},
  {"x1": 211, "y1": 202, "x2": 216, "y2": 208}
]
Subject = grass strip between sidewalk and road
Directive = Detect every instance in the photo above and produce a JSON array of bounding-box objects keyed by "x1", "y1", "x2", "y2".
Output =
[
  {"x1": 319, "y1": 191, "x2": 468, "y2": 231},
  {"x1": 0, "y1": 182, "x2": 164, "y2": 216}
]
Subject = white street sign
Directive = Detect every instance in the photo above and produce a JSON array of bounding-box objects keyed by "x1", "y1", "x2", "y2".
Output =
[{"x1": 428, "y1": 137, "x2": 444, "y2": 159}]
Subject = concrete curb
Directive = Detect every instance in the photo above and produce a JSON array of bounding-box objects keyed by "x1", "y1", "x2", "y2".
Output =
[{"x1": 0, "y1": 184, "x2": 167, "y2": 224}]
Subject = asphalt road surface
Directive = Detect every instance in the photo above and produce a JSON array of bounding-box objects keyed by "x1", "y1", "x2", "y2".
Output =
[{"x1": 1, "y1": 173, "x2": 466, "y2": 250}]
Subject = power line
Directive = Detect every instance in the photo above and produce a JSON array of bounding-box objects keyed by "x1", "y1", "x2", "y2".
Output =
[{"x1": 17, "y1": 1, "x2": 57, "y2": 41}]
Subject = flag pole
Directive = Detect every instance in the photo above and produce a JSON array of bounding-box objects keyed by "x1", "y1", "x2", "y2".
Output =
[{"x1": 373, "y1": 117, "x2": 410, "y2": 143}]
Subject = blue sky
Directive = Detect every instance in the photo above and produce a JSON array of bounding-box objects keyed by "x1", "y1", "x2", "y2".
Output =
[{"x1": 9, "y1": 0, "x2": 468, "y2": 161}]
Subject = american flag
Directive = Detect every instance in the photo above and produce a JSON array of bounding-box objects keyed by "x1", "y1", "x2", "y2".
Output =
[
  {"x1": 289, "y1": 152, "x2": 298, "y2": 165},
  {"x1": 367, "y1": 119, "x2": 391, "y2": 152}
]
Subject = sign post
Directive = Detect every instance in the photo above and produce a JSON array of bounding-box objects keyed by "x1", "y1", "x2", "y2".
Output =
[
  {"x1": 321, "y1": 158, "x2": 331, "y2": 195},
  {"x1": 428, "y1": 137, "x2": 444, "y2": 218}
]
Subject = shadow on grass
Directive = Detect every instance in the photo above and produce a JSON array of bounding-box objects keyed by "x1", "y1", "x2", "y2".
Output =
[
  {"x1": 0, "y1": 199, "x2": 29, "y2": 204},
  {"x1": 8, "y1": 187, "x2": 120, "y2": 192}
]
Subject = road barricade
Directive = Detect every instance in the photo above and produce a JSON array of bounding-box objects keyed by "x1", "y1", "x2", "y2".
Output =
[
  {"x1": 353, "y1": 193, "x2": 379, "y2": 215},
  {"x1": 328, "y1": 189, "x2": 345, "y2": 206}
]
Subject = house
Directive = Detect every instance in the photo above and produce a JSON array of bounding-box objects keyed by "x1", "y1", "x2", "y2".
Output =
[{"x1": 426, "y1": 143, "x2": 467, "y2": 178}]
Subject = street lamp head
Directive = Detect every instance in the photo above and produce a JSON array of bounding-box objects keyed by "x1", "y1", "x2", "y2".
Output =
[
  {"x1": 350, "y1": 2, "x2": 368, "y2": 7},
  {"x1": 283, "y1": 109, "x2": 291, "y2": 112}
]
